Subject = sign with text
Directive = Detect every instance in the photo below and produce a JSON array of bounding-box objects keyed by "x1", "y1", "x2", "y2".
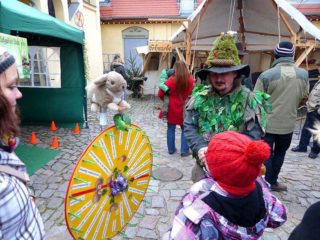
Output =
[
  {"x1": 148, "y1": 41, "x2": 172, "y2": 53},
  {"x1": 0, "y1": 33, "x2": 30, "y2": 79}
]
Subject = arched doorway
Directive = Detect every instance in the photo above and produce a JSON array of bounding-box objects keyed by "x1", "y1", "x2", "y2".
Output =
[{"x1": 122, "y1": 27, "x2": 148, "y2": 72}]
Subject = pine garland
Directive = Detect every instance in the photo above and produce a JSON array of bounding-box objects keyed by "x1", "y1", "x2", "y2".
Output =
[{"x1": 192, "y1": 84, "x2": 271, "y2": 135}]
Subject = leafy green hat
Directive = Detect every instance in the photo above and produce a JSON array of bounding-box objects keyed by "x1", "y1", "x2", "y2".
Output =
[{"x1": 196, "y1": 33, "x2": 250, "y2": 80}]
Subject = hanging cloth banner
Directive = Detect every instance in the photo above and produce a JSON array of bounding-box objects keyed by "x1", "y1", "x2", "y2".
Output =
[{"x1": 0, "y1": 33, "x2": 30, "y2": 79}]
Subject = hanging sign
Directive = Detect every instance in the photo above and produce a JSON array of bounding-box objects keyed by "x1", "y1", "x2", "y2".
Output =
[
  {"x1": 0, "y1": 33, "x2": 30, "y2": 79},
  {"x1": 148, "y1": 41, "x2": 172, "y2": 52},
  {"x1": 73, "y1": 10, "x2": 84, "y2": 29}
]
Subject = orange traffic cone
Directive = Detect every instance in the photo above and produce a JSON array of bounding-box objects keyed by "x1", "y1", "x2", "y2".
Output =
[
  {"x1": 73, "y1": 123, "x2": 80, "y2": 134},
  {"x1": 50, "y1": 121, "x2": 57, "y2": 131},
  {"x1": 51, "y1": 136, "x2": 59, "y2": 149},
  {"x1": 29, "y1": 132, "x2": 38, "y2": 145}
]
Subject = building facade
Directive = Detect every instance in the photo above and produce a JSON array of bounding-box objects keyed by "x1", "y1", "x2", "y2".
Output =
[
  {"x1": 100, "y1": 0, "x2": 202, "y2": 94},
  {"x1": 19, "y1": 0, "x2": 104, "y2": 82}
]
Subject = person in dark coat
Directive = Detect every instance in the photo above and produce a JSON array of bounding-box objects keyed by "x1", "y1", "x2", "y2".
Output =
[
  {"x1": 110, "y1": 55, "x2": 128, "y2": 80},
  {"x1": 288, "y1": 201, "x2": 320, "y2": 240}
]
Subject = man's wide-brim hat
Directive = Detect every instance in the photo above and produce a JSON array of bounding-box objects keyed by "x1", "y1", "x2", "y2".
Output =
[
  {"x1": 196, "y1": 64, "x2": 250, "y2": 80},
  {"x1": 196, "y1": 33, "x2": 250, "y2": 80}
]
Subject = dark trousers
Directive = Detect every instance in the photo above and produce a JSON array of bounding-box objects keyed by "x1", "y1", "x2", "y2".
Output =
[
  {"x1": 264, "y1": 132, "x2": 293, "y2": 185},
  {"x1": 298, "y1": 111, "x2": 320, "y2": 154}
]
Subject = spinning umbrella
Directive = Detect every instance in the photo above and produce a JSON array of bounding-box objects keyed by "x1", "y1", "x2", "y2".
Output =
[{"x1": 65, "y1": 115, "x2": 153, "y2": 239}]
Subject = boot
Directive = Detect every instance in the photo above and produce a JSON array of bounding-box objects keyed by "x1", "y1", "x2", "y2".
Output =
[
  {"x1": 308, "y1": 152, "x2": 318, "y2": 159},
  {"x1": 291, "y1": 146, "x2": 307, "y2": 152},
  {"x1": 271, "y1": 183, "x2": 287, "y2": 192}
]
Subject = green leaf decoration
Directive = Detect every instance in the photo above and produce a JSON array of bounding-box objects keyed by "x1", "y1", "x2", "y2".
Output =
[
  {"x1": 123, "y1": 165, "x2": 129, "y2": 172},
  {"x1": 206, "y1": 33, "x2": 241, "y2": 67},
  {"x1": 254, "y1": 94, "x2": 263, "y2": 104},
  {"x1": 113, "y1": 113, "x2": 129, "y2": 131},
  {"x1": 102, "y1": 189, "x2": 107, "y2": 196},
  {"x1": 192, "y1": 87, "x2": 269, "y2": 136},
  {"x1": 122, "y1": 114, "x2": 132, "y2": 125}
]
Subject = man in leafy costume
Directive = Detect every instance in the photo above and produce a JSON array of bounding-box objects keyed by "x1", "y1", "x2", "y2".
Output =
[{"x1": 184, "y1": 33, "x2": 271, "y2": 182}]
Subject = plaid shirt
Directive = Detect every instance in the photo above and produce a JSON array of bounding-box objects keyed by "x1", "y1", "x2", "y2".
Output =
[
  {"x1": 0, "y1": 148, "x2": 45, "y2": 239},
  {"x1": 170, "y1": 177, "x2": 286, "y2": 240}
]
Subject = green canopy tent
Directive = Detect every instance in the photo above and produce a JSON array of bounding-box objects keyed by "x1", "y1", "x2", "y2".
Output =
[{"x1": 0, "y1": 0, "x2": 87, "y2": 126}]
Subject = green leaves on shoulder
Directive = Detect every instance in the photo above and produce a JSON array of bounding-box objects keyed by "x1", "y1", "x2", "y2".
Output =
[
  {"x1": 192, "y1": 84, "x2": 211, "y2": 96},
  {"x1": 248, "y1": 90, "x2": 272, "y2": 129},
  {"x1": 247, "y1": 91, "x2": 271, "y2": 111},
  {"x1": 193, "y1": 84, "x2": 212, "y2": 110}
]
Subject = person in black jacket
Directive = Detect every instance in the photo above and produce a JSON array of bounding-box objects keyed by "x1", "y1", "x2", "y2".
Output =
[
  {"x1": 288, "y1": 201, "x2": 320, "y2": 240},
  {"x1": 110, "y1": 55, "x2": 127, "y2": 78}
]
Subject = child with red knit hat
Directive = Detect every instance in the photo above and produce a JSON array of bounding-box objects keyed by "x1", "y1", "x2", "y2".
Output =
[{"x1": 170, "y1": 131, "x2": 286, "y2": 239}]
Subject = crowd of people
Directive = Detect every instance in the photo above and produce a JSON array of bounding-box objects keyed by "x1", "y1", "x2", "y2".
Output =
[
  {"x1": 157, "y1": 33, "x2": 319, "y2": 239},
  {"x1": 0, "y1": 31, "x2": 319, "y2": 239}
]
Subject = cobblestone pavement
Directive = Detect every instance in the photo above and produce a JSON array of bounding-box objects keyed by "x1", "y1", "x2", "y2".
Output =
[{"x1": 20, "y1": 96, "x2": 320, "y2": 240}]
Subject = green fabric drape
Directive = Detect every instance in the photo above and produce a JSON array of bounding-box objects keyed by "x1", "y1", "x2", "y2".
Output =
[{"x1": 0, "y1": 0, "x2": 87, "y2": 125}]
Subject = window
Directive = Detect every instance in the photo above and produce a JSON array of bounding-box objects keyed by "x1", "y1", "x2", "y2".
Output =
[
  {"x1": 19, "y1": 46, "x2": 61, "y2": 88},
  {"x1": 179, "y1": 0, "x2": 195, "y2": 16}
]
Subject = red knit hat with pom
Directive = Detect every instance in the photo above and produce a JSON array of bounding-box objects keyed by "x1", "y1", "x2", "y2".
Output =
[{"x1": 205, "y1": 131, "x2": 270, "y2": 196}]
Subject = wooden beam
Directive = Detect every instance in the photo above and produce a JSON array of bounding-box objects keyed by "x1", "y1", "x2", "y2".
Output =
[
  {"x1": 182, "y1": 21, "x2": 189, "y2": 31},
  {"x1": 245, "y1": 30, "x2": 290, "y2": 38},
  {"x1": 161, "y1": 52, "x2": 168, "y2": 69},
  {"x1": 189, "y1": 0, "x2": 210, "y2": 35},
  {"x1": 175, "y1": 47, "x2": 186, "y2": 63},
  {"x1": 270, "y1": 0, "x2": 296, "y2": 39},
  {"x1": 190, "y1": 34, "x2": 221, "y2": 42},
  {"x1": 141, "y1": 53, "x2": 152, "y2": 75},
  {"x1": 172, "y1": 42, "x2": 186, "y2": 49},
  {"x1": 296, "y1": 40, "x2": 320, "y2": 48},
  {"x1": 238, "y1": 0, "x2": 246, "y2": 45},
  {"x1": 295, "y1": 44, "x2": 315, "y2": 67},
  {"x1": 185, "y1": 31, "x2": 192, "y2": 68}
]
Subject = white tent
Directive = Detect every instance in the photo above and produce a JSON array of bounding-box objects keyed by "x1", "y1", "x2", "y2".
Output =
[{"x1": 171, "y1": 0, "x2": 320, "y2": 67}]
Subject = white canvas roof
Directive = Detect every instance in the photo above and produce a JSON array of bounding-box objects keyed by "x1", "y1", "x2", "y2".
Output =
[{"x1": 171, "y1": 0, "x2": 320, "y2": 51}]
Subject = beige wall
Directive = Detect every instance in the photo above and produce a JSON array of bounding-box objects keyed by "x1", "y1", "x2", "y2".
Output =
[
  {"x1": 101, "y1": 22, "x2": 181, "y2": 94},
  {"x1": 53, "y1": 0, "x2": 69, "y2": 22},
  {"x1": 101, "y1": 22, "x2": 181, "y2": 58},
  {"x1": 82, "y1": 2, "x2": 104, "y2": 81}
]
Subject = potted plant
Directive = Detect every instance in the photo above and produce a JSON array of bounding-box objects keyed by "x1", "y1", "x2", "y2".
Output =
[{"x1": 125, "y1": 53, "x2": 147, "y2": 98}]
